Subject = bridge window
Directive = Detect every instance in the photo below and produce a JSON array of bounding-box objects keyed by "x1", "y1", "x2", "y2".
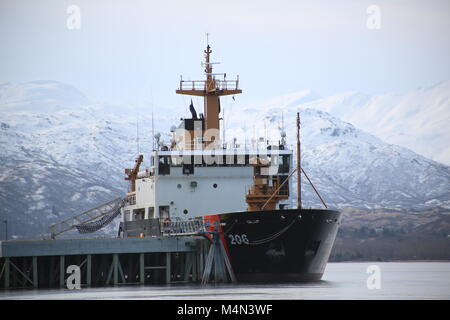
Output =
[
  {"x1": 171, "y1": 155, "x2": 183, "y2": 167},
  {"x1": 278, "y1": 155, "x2": 290, "y2": 173},
  {"x1": 158, "y1": 156, "x2": 171, "y2": 175}
]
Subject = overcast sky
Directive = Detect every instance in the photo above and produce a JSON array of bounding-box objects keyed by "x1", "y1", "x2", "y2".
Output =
[{"x1": 0, "y1": 0, "x2": 449, "y2": 108}]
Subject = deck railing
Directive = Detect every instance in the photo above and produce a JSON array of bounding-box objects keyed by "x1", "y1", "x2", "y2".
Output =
[
  {"x1": 178, "y1": 79, "x2": 239, "y2": 91},
  {"x1": 160, "y1": 217, "x2": 207, "y2": 236}
]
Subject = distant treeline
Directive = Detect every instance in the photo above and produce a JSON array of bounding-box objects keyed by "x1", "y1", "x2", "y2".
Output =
[{"x1": 330, "y1": 226, "x2": 450, "y2": 262}]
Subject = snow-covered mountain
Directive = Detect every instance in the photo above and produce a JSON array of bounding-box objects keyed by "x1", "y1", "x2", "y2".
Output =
[
  {"x1": 226, "y1": 107, "x2": 450, "y2": 210},
  {"x1": 254, "y1": 81, "x2": 450, "y2": 166},
  {"x1": 0, "y1": 81, "x2": 183, "y2": 238},
  {"x1": 0, "y1": 80, "x2": 449, "y2": 239},
  {"x1": 0, "y1": 80, "x2": 90, "y2": 113}
]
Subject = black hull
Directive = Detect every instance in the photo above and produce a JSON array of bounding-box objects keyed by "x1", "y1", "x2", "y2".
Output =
[
  {"x1": 121, "y1": 208, "x2": 341, "y2": 283},
  {"x1": 208, "y1": 208, "x2": 341, "y2": 282}
]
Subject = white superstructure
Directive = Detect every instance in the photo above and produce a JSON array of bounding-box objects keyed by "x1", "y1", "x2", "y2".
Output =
[{"x1": 122, "y1": 148, "x2": 293, "y2": 222}]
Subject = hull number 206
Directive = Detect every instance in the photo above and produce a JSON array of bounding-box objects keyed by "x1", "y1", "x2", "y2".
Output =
[{"x1": 228, "y1": 234, "x2": 249, "y2": 245}]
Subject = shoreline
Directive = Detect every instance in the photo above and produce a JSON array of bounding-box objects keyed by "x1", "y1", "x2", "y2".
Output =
[{"x1": 330, "y1": 260, "x2": 450, "y2": 263}]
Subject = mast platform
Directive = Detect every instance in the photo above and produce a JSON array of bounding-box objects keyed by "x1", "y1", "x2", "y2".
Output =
[{"x1": 176, "y1": 78, "x2": 241, "y2": 96}]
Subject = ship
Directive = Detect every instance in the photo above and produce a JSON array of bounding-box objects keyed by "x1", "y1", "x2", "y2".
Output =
[{"x1": 118, "y1": 42, "x2": 341, "y2": 282}]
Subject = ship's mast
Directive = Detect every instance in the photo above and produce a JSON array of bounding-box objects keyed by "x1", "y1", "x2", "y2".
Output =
[
  {"x1": 297, "y1": 112, "x2": 302, "y2": 209},
  {"x1": 203, "y1": 44, "x2": 218, "y2": 134},
  {"x1": 176, "y1": 38, "x2": 242, "y2": 148}
]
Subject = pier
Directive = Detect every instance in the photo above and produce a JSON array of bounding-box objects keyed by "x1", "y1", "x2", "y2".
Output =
[{"x1": 0, "y1": 236, "x2": 210, "y2": 290}]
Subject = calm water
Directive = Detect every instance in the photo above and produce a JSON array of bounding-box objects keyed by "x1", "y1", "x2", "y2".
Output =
[{"x1": 1, "y1": 262, "x2": 449, "y2": 300}]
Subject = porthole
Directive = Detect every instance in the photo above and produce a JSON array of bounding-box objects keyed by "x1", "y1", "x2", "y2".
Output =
[
  {"x1": 213, "y1": 183, "x2": 218, "y2": 188},
  {"x1": 183, "y1": 209, "x2": 188, "y2": 215},
  {"x1": 177, "y1": 184, "x2": 182, "y2": 189}
]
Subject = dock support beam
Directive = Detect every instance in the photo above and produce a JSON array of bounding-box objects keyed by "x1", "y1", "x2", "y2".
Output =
[
  {"x1": 139, "y1": 253, "x2": 145, "y2": 285},
  {"x1": 166, "y1": 252, "x2": 171, "y2": 284},
  {"x1": 32, "y1": 256, "x2": 38, "y2": 288},
  {"x1": 201, "y1": 232, "x2": 236, "y2": 284},
  {"x1": 59, "y1": 255, "x2": 65, "y2": 288},
  {"x1": 113, "y1": 253, "x2": 119, "y2": 286},
  {"x1": 86, "y1": 254, "x2": 92, "y2": 287},
  {"x1": 4, "y1": 257, "x2": 10, "y2": 289}
]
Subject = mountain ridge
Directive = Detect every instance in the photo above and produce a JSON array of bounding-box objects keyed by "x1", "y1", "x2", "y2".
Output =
[{"x1": 0, "y1": 80, "x2": 449, "y2": 239}]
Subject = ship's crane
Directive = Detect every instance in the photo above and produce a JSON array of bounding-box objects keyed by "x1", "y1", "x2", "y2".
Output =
[
  {"x1": 47, "y1": 197, "x2": 125, "y2": 239},
  {"x1": 124, "y1": 154, "x2": 144, "y2": 192},
  {"x1": 47, "y1": 155, "x2": 145, "y2": 239}
]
